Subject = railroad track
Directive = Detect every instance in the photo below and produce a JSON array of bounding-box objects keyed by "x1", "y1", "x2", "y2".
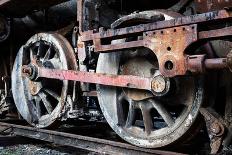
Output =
[{"x1": 0, "y1": 122, "x2": 185, "y2": 155}]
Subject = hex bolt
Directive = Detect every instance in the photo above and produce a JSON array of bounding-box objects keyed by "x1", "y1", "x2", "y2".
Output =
[
  {"x1": 22, "y1": 66, "x2": 32, "y2": 76},
  {"x1": 151, "y1": 75, "x2": 166, "y2": 93},
  {"x1": 211, "y1": 123, "x2": 221, "y2": 135}
]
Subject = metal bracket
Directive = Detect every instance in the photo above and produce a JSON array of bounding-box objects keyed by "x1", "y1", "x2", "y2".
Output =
[{"x1": 200, "y1": 108, "x2": 225, "y2": 154}]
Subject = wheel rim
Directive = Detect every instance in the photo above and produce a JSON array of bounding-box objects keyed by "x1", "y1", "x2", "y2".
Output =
[
  {"x1": 12, "y1": 33, "x2": 77, "y2": 128},
  {"x1": 96, "y1": 10, "x2": 204, "y2": 148}
]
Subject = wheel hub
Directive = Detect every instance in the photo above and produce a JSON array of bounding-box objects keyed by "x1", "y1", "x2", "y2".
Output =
[
  {"x1": 151, "y1": 75, "x2": 170, "y2": 96},
  {"x1": 121, "y1": 57, "x2": 154, "y2": 101}
]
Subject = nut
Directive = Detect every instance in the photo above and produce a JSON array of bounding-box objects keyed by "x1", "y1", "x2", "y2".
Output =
[
  {"x1": 22, "y1": 66, "x2": 32, "y2": 76},
  {"x1": 211, "y1": 123, "x2": 221, "y2": 135},
  {"x1": 151, "y1": 75, "x2": 166, "y2": 93}
]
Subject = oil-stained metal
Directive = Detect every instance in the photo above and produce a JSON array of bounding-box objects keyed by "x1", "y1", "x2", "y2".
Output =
[
  {"x1": 187, "y1": 55, "x2": 228, "y2": 73},
  {"x1": 12, "y1": 33, "x2": 78, "y2": 128},
  {"x1": 22, "y1": 65, "x2": 153, "y2": 91},
  {"x1": 0, "y1": 122, "x2": 184, "y2": 155},
  {"x1": 88, "y1": 24, "x2": 232, "y2": 77},
  {"x1": 20, "y1": 10, "x2": 232, "y2": 92},
  {"x1": 200, "y1": 108, "x2": 225, "y2": 154},
  {"x1": 80, "y1": 9, "x2": 231, "y2": 41},
  {"x1": 78, "y1": 10, "x2": 232, "y2": 77},
  {"x1": 22, "y1": 54, "x2": 231, "y2": 93}
]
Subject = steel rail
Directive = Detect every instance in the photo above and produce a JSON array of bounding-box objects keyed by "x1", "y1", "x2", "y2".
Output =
[{"x1": 0, "y1": 122, "x2": 185, "y2": 155}]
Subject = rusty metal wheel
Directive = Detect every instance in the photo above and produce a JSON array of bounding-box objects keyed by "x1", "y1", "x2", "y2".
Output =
[
  {"x1": 96, "y1": 10, "x2": 204, "y2": 148},
  {"x1": 12, "y1": 33, "x2": 77, "y2": 128},
  {"x1": 97, "y1": 49, "x2": 204, "y2": 148}
]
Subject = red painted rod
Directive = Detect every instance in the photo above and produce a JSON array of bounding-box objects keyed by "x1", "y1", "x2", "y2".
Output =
[{"x1": 37, "y1": 67, "x2": 152, "y2": 90}]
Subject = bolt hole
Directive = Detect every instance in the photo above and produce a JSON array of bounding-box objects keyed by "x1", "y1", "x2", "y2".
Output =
[
  {"x1": 192, "y1": 26, "x2": 194, "y2": 29},
  {"x1": 167, "y1": 47, "x2": 171, "y2": 51},
  {"x1": 150, "y1": 68, "x2": 156, "y2": 75},
  {"x1": 174, "y1": 29, "x2": 176, "y2": 32},
  {"x1": 74, "y1": 27, "x2": 78, "y2": 32},
  {"x1": 182, "y1": 27, "x2": 186, "y2": 31},
  {"x1": 161, "y1": 31, "x2": 164, "y2": 34},
  {"x1": 153, "y1": 32, "x2": 156, "y2": 35},
  {"x1": 164, "y1": 61, "x2": 174, "y2": 70}
]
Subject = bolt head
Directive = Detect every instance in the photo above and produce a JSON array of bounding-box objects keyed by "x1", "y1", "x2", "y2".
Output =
[
  {"x1": 151, "y1": 75, "x2": 166, "y2": 93},
  {"x1": 22, "y1": 66, "x2": 32, "y2": 76},
  {"x1": 211, "y1": 123, "x2": 221, "y2": 135}
]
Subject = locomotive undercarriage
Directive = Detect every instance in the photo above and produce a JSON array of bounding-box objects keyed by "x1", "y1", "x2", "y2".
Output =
[{"x1": 0, "y1": 0, "x2": 232, "y2": 154}]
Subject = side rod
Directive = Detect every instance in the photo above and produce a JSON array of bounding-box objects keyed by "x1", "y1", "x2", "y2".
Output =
[{"x1": 22, "y1": 65, "x2": 153, "y2": 90}]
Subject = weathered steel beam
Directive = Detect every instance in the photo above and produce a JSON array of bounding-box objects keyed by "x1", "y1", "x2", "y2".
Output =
[
  {"x1": 80, "y1": 10, "x2": 231, "y2": 41},
  {"x1": 0, "y1": 122, "x2": 182, "y2": 155}
]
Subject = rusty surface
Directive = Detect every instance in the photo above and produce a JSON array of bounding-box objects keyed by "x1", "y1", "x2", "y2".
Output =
[
  {"x1": 88, "y1": 25, "x2": 197, "y2": 78},
  {"x1": 187, "y1": 55, "x2": 228, "y2": 72},
  {"x1": 120, "y1": 56, "x2": 155, "y2": 101},
  {"x1": 12, "y1": 33, "x2": 78, "y2": 128},
  {"x1": 77, "y1": 0, "x2": 84, "y2": 33},
  {"x1": 187, "y1": 55, "x2": 206, "y2": 73},
  {"x1": 200, "y1": 108, "x2": 225, "y2": 154},
  {"x1": 195, "y1": 0, "x2": 232, "y2": 13},
  {"x1": 77, "y1": 10, "x2": 232, "y2": 77},
  {"x1": 80, "y1": 9, "x2": 230, "y2": 41},
  {"x1": 148, "y1": 25, "x2": 197, "y2": 77},
  {"x1": 22, "y1": 66, "x2": 153, "y2": 91},
  {"x1": 199, "y1": 26, "x2": 232, "y2": 40},
  {"x1": 92, "y1": 25, "x2": 198, "y2": 77},
  {"x1": 205, "y1": 58, "x2": 228, "y2": 69},
  {"x1": 4, "y1": 0, "x2": 232, "y2": 152},
  {"x1": 151, "y1": 75, "x2": 167, "y2": 94}
]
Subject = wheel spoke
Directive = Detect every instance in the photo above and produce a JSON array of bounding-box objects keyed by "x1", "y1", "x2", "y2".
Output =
[
  {"x1": 43, "y1": 88, "x2": 60, "y2": 101},
  {"x1": 37, "y1": 41, "x2": 42, "y2": 56},
  {"x1": 27, "y1": 99, "x2": 39, "y2": 123},
  {"x1": 38, "y1": 92, "x2": 53, "y2": 114},
  {"x1": 34, "y1": 96, "x2": 42, "y2": 118},
  {"x1": 44, "y1": 46, "x2": 52, "y2": 60},
  {"x1": 149, "y1": 99, "x2": 175, "y2": 127},
  {"x1": 116, "y1": 93, "x2": 126, "y2": 126},
  {"x1": 139, "y1": 102, "x2": 153, "y2": 135},
  {"x1": 29, "y1": 48, "x2": 34, "y2": 61},
  {"x1": 49, "y1": 58, "x2": 61, "y2": 69},
  {"x1": 125, "y1": 100, "x2": 136, "y2": 128}
]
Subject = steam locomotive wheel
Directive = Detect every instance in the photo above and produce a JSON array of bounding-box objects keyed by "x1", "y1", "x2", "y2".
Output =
[
  {"x1": 12, "y1": 33, "x2": 77, "y2": 128},
  {"x1": 97, "y1": 10, "x2": 204, "y2": 148},
  {"x1": 97, "y1": 49, "x2": 204, "y2": 148}
]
